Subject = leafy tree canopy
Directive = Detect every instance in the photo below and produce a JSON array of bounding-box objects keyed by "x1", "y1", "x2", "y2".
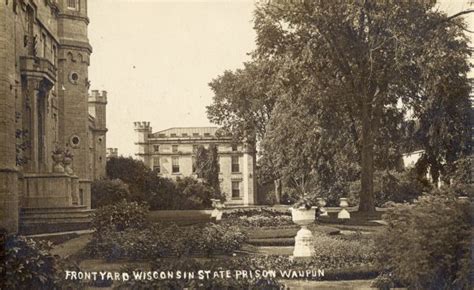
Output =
[{"x1": 208, "y1": 0, "x2": 472, "y2": 212}]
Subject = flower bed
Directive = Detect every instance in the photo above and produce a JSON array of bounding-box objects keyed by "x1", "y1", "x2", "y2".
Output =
[
  {"x1": 85, "y1": 223, "x2": 247, "y2": 260},
  {"x1": 222, "y1": 207, "x2": 293, "y2": 227},
  {"x1": 223, "y1": 207, "x2": 291, "y2": 218}
]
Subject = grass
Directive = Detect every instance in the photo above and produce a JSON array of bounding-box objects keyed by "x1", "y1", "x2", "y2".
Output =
[{"x1": 147, "y1": 210, "x2": 211, "y2": 226}]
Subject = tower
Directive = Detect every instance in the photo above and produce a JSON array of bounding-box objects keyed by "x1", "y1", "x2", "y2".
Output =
[
  {"x1": 134, "y1": 121, "x2": 152, "y2": 167},
  {"x1": 57, "y1": 0, "x2": 93, "y2": 206},
  {"x1": 0, "y1": 2, "x2": 19, "y2": 232},
  {"x1": 88, "y1": 90, "x2": 107, "y2": 179}
]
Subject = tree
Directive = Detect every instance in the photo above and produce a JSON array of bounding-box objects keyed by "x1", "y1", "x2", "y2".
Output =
[
  {"x1": 262, "y1": 93, "x2": 360, "y2": 204},
  {"x1": 195, "y1": 145, "x2": 221, "y2": 195},
  {"x1": 252, "y1": 0, "x2": 472, "y2": 212},
  {"x1": 106, "y1": 157, "x2": 176, "y2": 209},
  {"x1": 91, "y1": 179, "x2": 130, "y2": 209},
  {"x1": 207, "y1": 59, "x2": 279, "y2": 144}
]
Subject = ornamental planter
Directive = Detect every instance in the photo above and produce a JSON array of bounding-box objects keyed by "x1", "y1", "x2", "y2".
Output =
[
  {"x1": 210, "y1": 199, "x2": 224, "y2": 221},
  {"x1": 337, "y1": 197, "x2": 350, "y2": 219},
  {"x1": 52, "y1": 153, "x2": 65, "y2": 173},
  {"x1": 291, "y1": 207, "x2": 316, "y2": 257},
  {"x1": 316, "y1": 198, "x2": 328, "y2": 216},
  {"x1": 63, "y1": 157, "x2": 74, "y2": 175}
]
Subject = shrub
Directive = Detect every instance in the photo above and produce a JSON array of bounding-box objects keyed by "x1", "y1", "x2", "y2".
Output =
[
  {"x1": 91, "y1": 179, "x2": 130, "y2": 208},
  {"x1": 224, "y1": 207, "x2": 291, "y2": 219},
  {"x1": 0, "y1": 232, "x2": 57, "y2": 289},
  {"x1": 0, "y1": 230, "x2": 84, "y2": 289},
  {"x1": 195, "y1": 224, "x2": 247, "y2": 255},
  {"x1": 232, "y1": 215, "x2": 293, "y2": 227},
  {"x1": 91, "y1": 200, "x2": 149, "y2": 232},
  {"x1": 106, "y1": 157, "x2": 225, "y2": 210},
  {"x1": 348, "y1": 169, "x2": 431, "y2": 207},
  {"x1": 85, "y1": 223, "x2": 247, "y2": 260},
  {"x1": 312, "y1": 234, "x2": 376, "y2": 269},
  {"x1": 174, "y1": 177, "x2": 224, "y2": 210},
  {"x1": 375, "y1": 188, "x2": 471, "y2": 289}
]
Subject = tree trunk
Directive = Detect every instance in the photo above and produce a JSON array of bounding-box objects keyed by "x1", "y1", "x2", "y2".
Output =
[
  {"x1": 359, "y1": 104, "x2": 376, "y2": 213},
  {"x1": 274, "y1": 178, "x2": 281, "y2": 204}
]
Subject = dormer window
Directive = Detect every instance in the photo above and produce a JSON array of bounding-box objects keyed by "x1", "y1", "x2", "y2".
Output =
[{"x1": 67, "y1": 0, "x2": 79, "y2": 10}]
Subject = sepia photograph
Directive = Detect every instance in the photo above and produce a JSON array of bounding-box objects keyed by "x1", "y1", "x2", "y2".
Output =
[{"x1": 0, "y1": 0, "x2": 473, "y2": 289}]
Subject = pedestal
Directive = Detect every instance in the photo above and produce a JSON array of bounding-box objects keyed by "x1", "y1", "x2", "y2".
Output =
[
  {"x1": 338, "y1": 209, "x2": 350, "y2": 219},
  {"x1": 338, "y1": 197, "x2": 350, "y2": 219},
  {"x1": 293, "y1": 225, "x2": 315, "y2": 257}
]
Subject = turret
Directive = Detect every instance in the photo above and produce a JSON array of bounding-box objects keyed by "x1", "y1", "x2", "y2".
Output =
[
  {"x1": 106, "y1": 148, "x2": 119, "y2": 159},
  {"x1": 56, "y1": 0, "x2": 93, "y2": 207},
  {"x1": 134, "y1": 121, "x2": 152, "y2": 166},
  {"x1": 88, "y1": 90, "x2": 107, "y2": 130}
]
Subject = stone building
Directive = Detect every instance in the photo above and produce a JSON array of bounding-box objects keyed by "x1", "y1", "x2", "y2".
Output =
[
  {"x1": 134, "y1": 123, "x2": 256, "y2": 206},
  {"x1": 106, "y1": 147, "x2": 118, "y2": 160},
  {"x1": 0, "y1": 0, "x2": 107, "y2": 233}
]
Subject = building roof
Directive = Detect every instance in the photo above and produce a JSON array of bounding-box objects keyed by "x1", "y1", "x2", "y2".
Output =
[{"x1": 150, "y1": 127, "x2": 223, "y2": 138}]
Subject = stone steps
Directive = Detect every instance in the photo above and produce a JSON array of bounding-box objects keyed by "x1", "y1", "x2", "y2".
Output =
[{"x1": 19, "y1": 206, "x2": 93, "y2": 235}]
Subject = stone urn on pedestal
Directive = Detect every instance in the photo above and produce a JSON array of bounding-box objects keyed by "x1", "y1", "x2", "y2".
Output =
[
  {"x1": 210, "y1": 198, "x2": 224, "y2": 221},
  {"x1": 291, "y1": 197, "x2": 317, "y2": 257},
  {"x1": 63, "y1": 149, "x2": 74, "y2": 175},
  {"x1": 338, "y1": 197, "x2": 350, "y2": 219},
  {"x1": 52, "y1": 146, "x2": 65, "y2": 173},
  {"x1": 316, "y1": 198, "x2": 328, "y2": 216}
]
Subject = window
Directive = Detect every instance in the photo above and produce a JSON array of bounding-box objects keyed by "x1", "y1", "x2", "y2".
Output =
[
  {"x1": 153, "y1": 145, "x2": 160, "y2": 152},
  {"x1": 231, "y1": 144, "x2": 238, "y2": 151},
  {"x1": 70, "y1": 135, "x2": 80, "y2": 147},
  {"x1": 172, "y1": 157, "x2": 179, "y2": 173},
  {"x1": 231, "y1": 156, "x2": 239, "y2": 173},
  {"x1": 232, "y1": 181, "x2": 240, "y2": 198},
  {"x1": 67, "y1": 0, "x2": 78, "y2": 10},
  {"x1": 52, "y1": 45, "x2": 57, "y2": 66},
  {"x1": 204, "y1": 133, "x2": 211, "y2": 137},
  {"x1": 192, "y1": 156, "x2": 196, "y2": 173},
  {"x1": 193, "y1": 133, "x2": 200, "y2": 137},
  {"x1": 182, "y1": 133, "x2": 188, "y2": 137},
  {"x1": 153, "y1": 157, "x2": 160, "y2": 173},
  {"x1": 158, "y1": 133, "x2": 166, "y2": 138},
  {"x1": 172, "y1": 145, "x2": 178, "y2": 153},
  {"x1": 42, "y1": 33, "x2": 47, "y2": 58},
  {"x1": 170, "y1": 133, "x2": 177, "y2": 137},
  {"x1": 193, "y1": 145, "x2": 198, "y2": 153}
]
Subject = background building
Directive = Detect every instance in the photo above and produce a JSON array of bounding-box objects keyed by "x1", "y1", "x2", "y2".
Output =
[
  {"x1": 106, "y1": 147, "x2": 119, "y2": 160},
  {"x1": 134, "y1": 123, "x2": 256, "y2": 206},
  {"x1": 0, "y1": 0, "x2": 106, "y2": 233}
]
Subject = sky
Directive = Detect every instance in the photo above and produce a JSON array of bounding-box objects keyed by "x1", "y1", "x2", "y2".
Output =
[
  {"x1": 88, "y1": 0, "x2": 256, "y2": 157},
  {"x1": 87, "y1": 0, "x2": 473, "y2": 157}
]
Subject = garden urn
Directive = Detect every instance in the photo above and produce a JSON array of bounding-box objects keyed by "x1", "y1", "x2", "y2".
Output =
[
  {"x1": 52, "y1": 153, "x2": 65, "y2": 173},
  {"x1": 338, "y1": 198, "x2": 350, "y2": 219},
  {"x1": 291, "y1": 207, "x2": 316, "y2": 257},
  {"x1": 210, "y1": 199, "x2": 224, "y2": 221},
  {"x1": 63, "y1": 156, "x2": 74, "y2": 175},
  {"x1": 316, "y1": 198, "x2": 328, "y2": 216}
]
